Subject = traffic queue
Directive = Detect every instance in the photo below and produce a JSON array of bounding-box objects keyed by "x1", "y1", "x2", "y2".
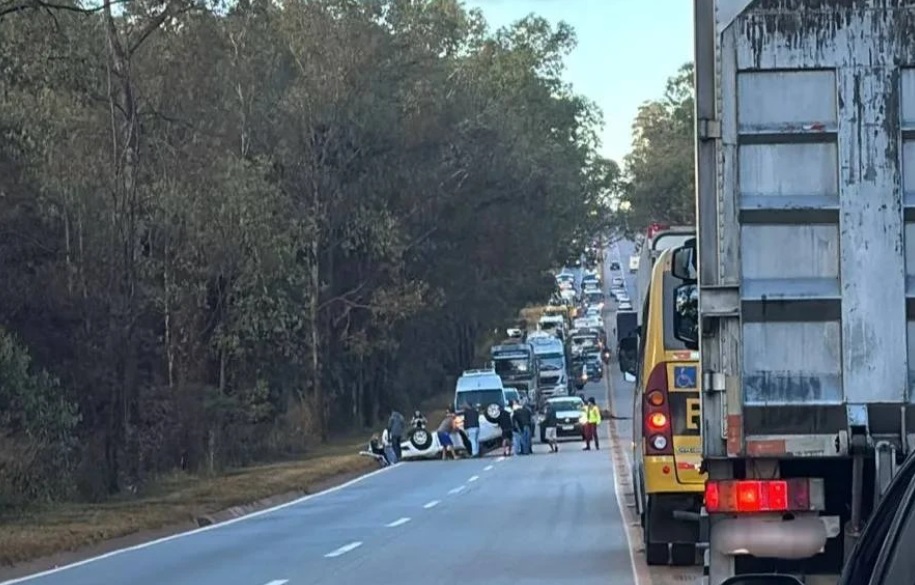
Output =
[{"x1": 384, "y1": 252, "x2": 612, "y2": 461}]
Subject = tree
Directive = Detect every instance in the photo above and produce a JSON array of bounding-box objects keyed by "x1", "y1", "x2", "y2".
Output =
[
  {"x1": 618, "y1": 62, "x2": 695, "y2": 234},
  {"x1": 0, "y1": 0, "x2": 616, "y2": 503}
]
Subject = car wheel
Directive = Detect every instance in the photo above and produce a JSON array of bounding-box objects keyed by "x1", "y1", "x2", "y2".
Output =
[
  {"x1": 408, "y1": 427, "x2": 433, "y2": 450},
  {"x1": 483, "y1": 403, "x2": 502, "y2": 424},
  {"x1": 456, "y1": 429, "x2": 472, "y2": 453}
]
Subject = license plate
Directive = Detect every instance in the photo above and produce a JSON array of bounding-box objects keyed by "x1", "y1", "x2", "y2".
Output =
[{"x1": 561, "y1": 425, "x2": 574, "y2": 431}]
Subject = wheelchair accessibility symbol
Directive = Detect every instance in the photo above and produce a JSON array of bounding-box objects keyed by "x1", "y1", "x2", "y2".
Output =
[{"x1": 673, "y1": 365, "x2": 697, "y2": 389}]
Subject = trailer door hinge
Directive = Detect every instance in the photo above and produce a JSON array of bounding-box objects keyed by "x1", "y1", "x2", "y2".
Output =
[{"x1": 698, "y1": 118, "x2": 721, "y2": 140}]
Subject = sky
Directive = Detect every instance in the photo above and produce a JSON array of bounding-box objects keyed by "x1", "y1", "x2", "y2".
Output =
[{"x1": 462, "y1": 0, "x2": 694, "y2": 165}]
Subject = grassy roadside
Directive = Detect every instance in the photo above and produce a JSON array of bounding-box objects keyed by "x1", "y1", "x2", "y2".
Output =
[{"x1": 0, "y1": 392, "x2": 454, "y2": 567}]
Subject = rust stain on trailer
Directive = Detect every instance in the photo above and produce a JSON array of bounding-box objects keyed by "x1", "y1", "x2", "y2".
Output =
[{"x1": 747, "y1": 439, "x2": 788, "y2": 457}]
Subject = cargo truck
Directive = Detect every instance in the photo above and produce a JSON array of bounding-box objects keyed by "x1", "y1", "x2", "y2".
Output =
[{"x1": 671, "y1": 1, "x2": 914, "y2": 582}]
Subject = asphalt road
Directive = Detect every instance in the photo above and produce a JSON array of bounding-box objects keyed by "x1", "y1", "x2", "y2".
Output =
[
  {"x1": 1, "y1": 247, "x2": 646, "y2": 585},
  {"x1": 3, "y1": 389, "x2": 635, "y2": 585}
]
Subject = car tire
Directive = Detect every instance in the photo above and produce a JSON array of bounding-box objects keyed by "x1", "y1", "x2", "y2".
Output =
[
  {"x1": 483, "y1": 403, "x2": 502, "y2": 424},
  {"x1": 408, "y1": 427, "x2": 433, "y2": 451},
  {"x1": 456, "y1": 429, "x2": 472, "y2": 453}
]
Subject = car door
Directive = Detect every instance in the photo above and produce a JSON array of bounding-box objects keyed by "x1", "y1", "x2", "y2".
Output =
[{"x1": 838, "y1": 450, "x2": 915, "y2": 585}]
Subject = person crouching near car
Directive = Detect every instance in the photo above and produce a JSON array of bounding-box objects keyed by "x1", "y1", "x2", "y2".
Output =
[
  {"x1": 461, "y1": 401, "x2": 481, "y2": 458},
  {"x1": 369, "y1": 433, "x2": 390, "y2": 466},
  {"x1": 436, "y1": 407, "x2": 458, "y2": 460}
]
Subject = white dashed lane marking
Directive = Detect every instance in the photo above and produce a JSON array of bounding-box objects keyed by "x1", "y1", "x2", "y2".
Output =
[
  {"x1": 324, "y1": 542, "x2": 362, "y2": 558},
  {"x1": 468, "y1": 475, "x2": 479, "y2": 482},
  {"x1": 386, "y1": 517, "x2": 410, "y2": 527},
  {"x1": 423, "y1": 500, "x2": 440, "y2": 509},
  {"x1": 448, "y1": 485, "x2": 466, "y2": 495}
]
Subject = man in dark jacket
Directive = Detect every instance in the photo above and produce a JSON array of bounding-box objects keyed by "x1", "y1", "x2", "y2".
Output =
[
  {"x1": 522, "y1": 400, "x2": 536, "y2": 454},
  {"x1": 542, "y1": 402, "x2": 559, "y2": 453},
  {"x1": 387, "y1": 410, "x2": 405, "y2": 460},
  {"x1": 498, "y1": 406, "x2": 514, "y2": 457},
  {"x1": 512, "y1": 401, "x2": 533, "y2": 456},
  {"x1": 461, "y1": 402, "x2": 481, "y2": 457}
]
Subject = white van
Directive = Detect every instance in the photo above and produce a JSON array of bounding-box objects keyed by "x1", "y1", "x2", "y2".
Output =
[{"x1": 453, "y1": 368, "x2": 509, "y2": 445}]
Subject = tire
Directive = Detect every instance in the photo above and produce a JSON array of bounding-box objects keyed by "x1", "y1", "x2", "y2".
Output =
[
  {"x1": 483, "y1": 403, "x2": 502, "y2": 424},
  {"x1": 644, "y1": 496, "x2": 669, "y2": 566},
  {"x1": 408, "y1": 427, "x2": 433, "y2": 450},
  {"x1": 456, "y1": 429, "x2": 472, "y2": 453}
]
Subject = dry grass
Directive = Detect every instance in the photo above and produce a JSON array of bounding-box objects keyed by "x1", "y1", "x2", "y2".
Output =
[{"x1": 0, "y1": 391, "x2": 454, "y2": 567}]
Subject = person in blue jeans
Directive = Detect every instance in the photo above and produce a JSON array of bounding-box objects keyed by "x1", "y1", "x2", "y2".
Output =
[
  {"x1": 510, "y1": 401, "x2": 523, "y2": 455},
  {"x1": 511, "y1": 401, "x2": 533, "y2": 455},
  {"x1": 461, "y1": 401, "x2": 481, "y2": 457}
]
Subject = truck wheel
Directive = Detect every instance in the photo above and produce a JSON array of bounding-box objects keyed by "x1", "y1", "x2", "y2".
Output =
[
  {"x1": 644, "y1": 496, "x2": 669, "y2": 566},
  {"x1": 408, "y1": 428, "x2": 433, "y2": 451}
]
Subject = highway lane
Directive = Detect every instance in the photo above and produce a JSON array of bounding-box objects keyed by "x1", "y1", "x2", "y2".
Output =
[
  {"x1": 2, "y1": 385, "x2": 636, "y2": 585},
  {"x1": 601, "y1": 240, "x2": 704, "y2": 585}
]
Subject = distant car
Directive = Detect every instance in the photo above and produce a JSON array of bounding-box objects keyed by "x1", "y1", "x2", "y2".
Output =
[
  {"x1": 618, "y1": 301, "x2": 633, "y2": 310},
  {"x1": 610, "y1": 261, "x2": 621, "y2": 271},
  {"x1": 612, "y1": 277, "x2": 624, "y2": 287},
  {"x1": 540, "y1": 396, "x2": 585, "y2": 442}
]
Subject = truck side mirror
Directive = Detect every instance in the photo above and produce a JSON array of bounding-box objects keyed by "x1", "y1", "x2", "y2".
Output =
[
  {"x1": 672, "y1": 283, "x2": 699, "y2": 349},
  {"x1": 671, "y1": 238, "x2": 697, "y2": 282},
  {"x1": 617, "y1": 336, "x2": 638, "y2": 377}
]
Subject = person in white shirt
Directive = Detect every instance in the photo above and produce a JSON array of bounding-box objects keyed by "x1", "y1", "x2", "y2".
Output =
[{"x1": 381, "y1": 428, "x2": 397, "y2": 464}]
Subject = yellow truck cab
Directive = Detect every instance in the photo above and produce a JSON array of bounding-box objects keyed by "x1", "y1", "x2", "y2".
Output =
[{"x1": 618, "y1": 246, "x2": 705, "y2": 566}]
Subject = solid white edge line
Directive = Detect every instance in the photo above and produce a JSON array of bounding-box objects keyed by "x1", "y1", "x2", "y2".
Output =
[
  {"x1": 263, "y1": 580, "x2": 289, "y2": 585},
  {"x1": 385, "y1": 517, "x2": 410, "y2": 528},
  {"x1": 603, "y1": 289, "x2": 651, "y2": 585},
  {"x1": 448, "y1": 485, "x2": 466, "y2": 495},
  {"x1": 468, "y1": 475, "x2": 479, "y2": 482},
  {"x1": 324, "y1": 541, "x2": 362, "y2": 558},
  {"x1": 423, "y1": 500, "x2": 440, "y2": 509},
  {"x1": 484, "y1": 464, "x2": 494, "y2": 471},
  {"x1": 0, "y1": 463, "x2": 401, "y2": 585},
  {"x1": 611, "y1": 437, "x2": 648, "y2": 585}
]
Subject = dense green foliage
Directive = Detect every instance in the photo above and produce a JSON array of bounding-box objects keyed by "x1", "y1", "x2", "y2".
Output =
[
  {"x1": 0, "y1": 0, "x2": 617, "y2": 504},
  {"x1": 617, "y1": 62, "x2": 695, "y2": 234}
]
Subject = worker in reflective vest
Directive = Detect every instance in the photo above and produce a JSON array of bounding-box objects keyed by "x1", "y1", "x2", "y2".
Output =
[{"x1": 583, "y1": 397, "x2": 602, "y2": 451}]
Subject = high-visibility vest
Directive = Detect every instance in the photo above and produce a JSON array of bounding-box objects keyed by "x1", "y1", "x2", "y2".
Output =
[{"x1": 587, "y1": 405, "x2": 602, "y2": 424}]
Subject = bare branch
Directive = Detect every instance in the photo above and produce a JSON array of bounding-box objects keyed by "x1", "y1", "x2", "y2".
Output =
[{"x1": 0, "y1": 0, "x2": 130, "y2": 20}]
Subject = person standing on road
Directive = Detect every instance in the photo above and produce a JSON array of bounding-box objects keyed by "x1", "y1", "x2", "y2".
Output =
[
  {"x1": 436, "y1": 407, "x2": 458, "y2": 460},
  {"x1": 461, "y1": 401, "x2": 481, "y2": 457},
  {"x1": 583, "y1": 397, "x2": 602, "y2": 450},
  {"x1": 498, "y1": 404, "x2": 514, "y2": 456},
  {"x1": 381, "y1": 428, "x2": 397, "y2": 464},
  {"x1": 510, "y1": 401, "x2": 524, "y2": 455},
  {"x1": 522, "y1": 400, "x2": 535, "y2": 454},
  {"x1": 387, "y1": 410, "x2": 405, "y2": 460},
  {"x1": 512, "y1": 400, "x2": 532, "y2": 455},
  {"x1": 542, "y1": 402, "x2": 559, "y2": 453}
]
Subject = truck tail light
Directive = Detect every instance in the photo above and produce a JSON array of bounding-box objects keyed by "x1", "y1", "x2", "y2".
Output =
[
  {"x1": 705, "y1": 479, "x2": 819, "y2": 513},
  {"x1": 643, "y1": 364, "x2": 672, "y2": 455}
]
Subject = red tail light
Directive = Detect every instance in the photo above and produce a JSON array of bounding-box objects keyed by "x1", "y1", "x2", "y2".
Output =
[
  {"x1": 643, "y1": 364, "x2": 672, "y2": 455},
  {"x1": 705, "y1": 479, "x2": 821, "y2": 513}
]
